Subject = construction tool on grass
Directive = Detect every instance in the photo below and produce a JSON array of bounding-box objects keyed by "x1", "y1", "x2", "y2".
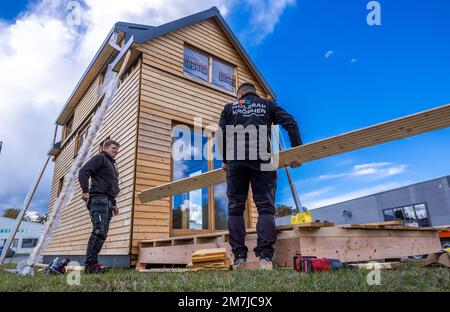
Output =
[
  {"x1": 42, "y1": 256, "x2": 71, "y2": 275},
  {"x1": 293, "y1": 254, "x2": 349, "y2": 273},
  {"x1": 272, "y1": 126, "x2": 312, "y2": 225}
]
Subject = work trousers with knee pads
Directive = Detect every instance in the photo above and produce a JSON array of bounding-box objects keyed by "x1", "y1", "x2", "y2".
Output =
[
  {"x1": 85, "y1": 195, "x2": 113, "y2": 265},
  {"x1": 226, "y1": 161, "x2": 277, "y2": 260}
]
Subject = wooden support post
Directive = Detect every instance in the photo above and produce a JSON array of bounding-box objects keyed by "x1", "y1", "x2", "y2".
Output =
[{"x1": 273, "y1": 126, "x2": 304, "y2": 213}]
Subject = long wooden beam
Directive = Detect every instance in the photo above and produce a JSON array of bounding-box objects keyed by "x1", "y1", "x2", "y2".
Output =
[{"x1": 138, "y1": 103, "x2": 450, "y2": 203}]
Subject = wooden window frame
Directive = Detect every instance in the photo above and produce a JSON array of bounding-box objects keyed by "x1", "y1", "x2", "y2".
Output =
[
  {"x1": 169, "y1": 123, "x2": 247, "y2": 236},
  {"x1": 57, "y1": 177, "x2": 64, "y2": 197},
  {"x1": 183, "y1": 43, "x2": 236, "y2": 94},
  {"x1": 62, "y1": 113, "x2": 74, "y2": 142},
  {"x1": 170, "y1": 123, "x2": 212, "y2": 236},
  {"x1": 74, "y1": 119, "x2": 91, "y2": 158}
]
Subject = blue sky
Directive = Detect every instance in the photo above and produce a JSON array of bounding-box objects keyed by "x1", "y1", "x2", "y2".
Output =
[
  {"x1": 0, "y1": 0, "x2": 449, "y2": 216},
  {"x1": 239, "y1": 0, "x2": 450, "y2": 208}
]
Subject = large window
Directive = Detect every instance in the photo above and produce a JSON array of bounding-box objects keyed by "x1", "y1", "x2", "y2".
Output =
[
  {"x1": 172, "y1": 126, "x2": 210, "y2": 230},
  {"x1": 213, "y1": 159, "x2": 228, "y2": 230},
  {"x1": 383, "y1": 203, "x2": 431, "y2": 227},
  {"x1": 172, "y1": 127, "x2": 232, "y2": 232},
  {"x1": 183, "y1": 44, "x2": 236, "y2": 93}
]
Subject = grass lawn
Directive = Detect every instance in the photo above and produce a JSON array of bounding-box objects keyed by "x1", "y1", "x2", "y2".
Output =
[{"x1": 0, "y1": 261, "x2": 449, "y2": 292}]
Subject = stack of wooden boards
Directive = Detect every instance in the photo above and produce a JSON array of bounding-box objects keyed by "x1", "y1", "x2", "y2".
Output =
[{"x1": 187, "y1": 248, "x2": 231, "y2": 272}]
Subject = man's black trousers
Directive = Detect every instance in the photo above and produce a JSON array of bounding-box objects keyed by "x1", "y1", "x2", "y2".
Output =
[
  {"x1": 85, "y1": 195, "x2": 112, "y2": 265},
  {"x1": 226, "y1": 161, "x2": 277, "y2": 260}
]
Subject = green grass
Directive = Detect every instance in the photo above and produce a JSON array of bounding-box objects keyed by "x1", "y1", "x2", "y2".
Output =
[{"x1": 0, "y1": 261, "x2": 449, "y2": 292}]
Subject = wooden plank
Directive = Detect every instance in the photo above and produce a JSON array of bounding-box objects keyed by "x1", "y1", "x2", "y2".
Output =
[
  {"x1": 351, "y1": 221, "x2": 404, "y2": 227},
  {"x1": 348, "y1": 262, "x2": 402, "y2": 270},
  {"x1": 137, "y1": 225, "x2": 442, "y2": 265},
  {"x1": 138, "y1": 103, "x2": 450, "y2": 203},
  {"x1": 138, "y1": 226, "x2": 442, "y2": 266},
  {"x1": 341, "y1": 225, "x2": 447, "y2": 231}
]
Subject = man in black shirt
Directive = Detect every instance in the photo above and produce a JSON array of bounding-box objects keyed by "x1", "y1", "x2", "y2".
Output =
[
  {"x1": 78, "y1": 139, "x2": 120, "y2": 273},
  {"x1": 218, "y1": 82, "x2": 302, "y2": 269}
]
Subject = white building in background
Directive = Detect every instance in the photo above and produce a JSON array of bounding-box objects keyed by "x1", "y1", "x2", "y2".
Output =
[{"x1": 0, "y1": 216, "x2": 42, "y2": 254}]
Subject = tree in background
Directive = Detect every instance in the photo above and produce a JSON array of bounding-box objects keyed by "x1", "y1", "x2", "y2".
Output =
[
  {"x1": 2, "y1": 208, "x2": 20, "y2": 219},
  {"x1": 275, "y1": 204, "x2": 300, "y2": 217}
]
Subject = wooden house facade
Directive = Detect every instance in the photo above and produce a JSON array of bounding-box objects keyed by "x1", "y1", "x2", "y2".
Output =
[{"x1": 44, "y1": 7, "x2": 275, "y2": 266}]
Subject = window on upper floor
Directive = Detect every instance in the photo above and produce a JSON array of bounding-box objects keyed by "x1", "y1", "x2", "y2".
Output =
[
  {"x1": 74, "y1": 120, "x2": 90, "y2": 157},
  {"x1": 62, "y1": 113, "x2": 74, "y2": 142},
  {"x1": 183, "y1": 44, "x2": 236, "y2": 93},
  {"x1": 212, "y1": 58, "x2": 236, "y2": 92},
  {"x1": 57, "y1": 177, "x2": 64, "y2": 197}
]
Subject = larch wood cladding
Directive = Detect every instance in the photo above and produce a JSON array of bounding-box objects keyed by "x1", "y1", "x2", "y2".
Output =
[
  {"x1": 133, "y1": 17, "x2": 267, "y2": 253},
  {"x1": 44, "y1": 59, "x2": 141, "y2": 256},
  {"x1": 46, "y1": 16, "x2": 270, "y2": 260}
]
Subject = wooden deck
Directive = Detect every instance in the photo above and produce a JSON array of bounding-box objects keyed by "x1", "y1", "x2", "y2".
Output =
[{"x1": 137, "y1": 222, "x2": 446, "y2": 267}]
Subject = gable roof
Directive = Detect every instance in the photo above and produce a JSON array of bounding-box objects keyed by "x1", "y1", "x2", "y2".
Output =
[{"x1": 56, "y1": 6, "x2": 276, "y2": 125}]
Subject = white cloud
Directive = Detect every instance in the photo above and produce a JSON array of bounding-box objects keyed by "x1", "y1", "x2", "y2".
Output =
[
  {"x1": 0, "y1": 0, "x2": 293, "y2": 214},
  {"x1": 318, "y1": 162, "x2": 407, "y2": 181},
  {"x1": 350, "y1": 58, "x2": 357, "y2": 63},
  {"x1": 305, "y1": 181, "x2": 412, "y2": 209},
  {"x1": 324, "y1": 50, "x2": 334, "y2": 58},
  {"x1": 301, "y1": 187, "x2": 335, "y2": 200},
  {"x1": 240, "y1": 0, "x2": 296, "y2": 44}
]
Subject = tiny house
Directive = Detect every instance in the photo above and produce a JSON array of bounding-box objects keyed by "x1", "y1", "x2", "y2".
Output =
[{"x1": 44, "y1": 7, "x2": 275, "y2": 266}]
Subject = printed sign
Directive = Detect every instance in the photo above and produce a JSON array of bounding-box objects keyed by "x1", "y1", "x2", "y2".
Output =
[
  {"x1": 183, "y1": 47, "x2": 209, "y2": 82},
  {"x1": 212, "y1": 59, "x2": 235, "y2": 92}
]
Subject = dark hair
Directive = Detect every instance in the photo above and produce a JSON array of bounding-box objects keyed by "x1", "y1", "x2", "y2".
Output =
[
  {"x1": 237, "y1": 82, "x2": 256, "y2": 95},
  {"x1": 103, "y1": 139, "x2": 120, "y2": 149}
]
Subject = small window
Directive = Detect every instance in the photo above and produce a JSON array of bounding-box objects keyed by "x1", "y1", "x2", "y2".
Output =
[
  {"x1": 212, "y1": 58, "x2": 236, "y2": 92},
  {"x1": 383, "y1": 209, "x2": 395, "y2": 221},
  {"x1": 75, "y1": 122, "x2": 90, "y2": 157},
  {"x1": 63, "y1": 113, "x2": 74, "y2": 141},
  {"x1": 21, "y1": 238, "x2": 38, "y2": 248},
  {"x1": 57, "y1": 177, "x2": 64, "y2": 196},
  {"x1": 414, "y1": 204, "x2": 430, "y2": 227},
  {"x1": 13, "y1": 239, "x2": 18, "y2": 248},
  {"x1": 403, "y1": 206, "x2": 416, "y2": 222},
  {"x1": 183, "y1": 46, "x2": 209, "y2": 82},
  {"x1": 393, "y1": 208, "x2": 404, "y2": 220}
]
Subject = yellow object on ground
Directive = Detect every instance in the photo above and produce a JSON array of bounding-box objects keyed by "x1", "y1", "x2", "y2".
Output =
[{"x1": 291, "y1": 211, "x2": 313, "y2": 224}]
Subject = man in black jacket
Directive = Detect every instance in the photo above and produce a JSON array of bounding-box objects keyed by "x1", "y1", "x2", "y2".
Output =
[
  {"x1": 218, "y1": 82, "x2": 302, "y2": 269},
  {"x1": 78, "y1": 139, "x2": 120, "y2": 273}
]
